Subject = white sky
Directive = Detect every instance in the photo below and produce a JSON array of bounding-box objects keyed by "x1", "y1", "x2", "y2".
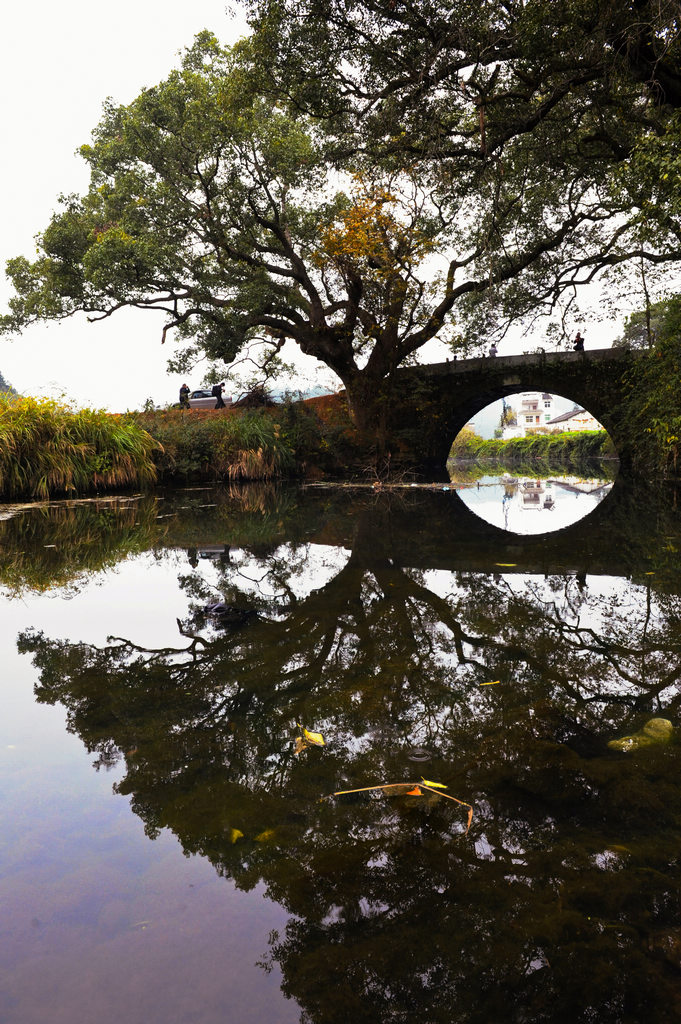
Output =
[
  {"x1": 0, "y1": 1, "x2": 263, "y2": 411},
  {"x1": 0, "y1": 2, "x2": 648, "y2": 413}
]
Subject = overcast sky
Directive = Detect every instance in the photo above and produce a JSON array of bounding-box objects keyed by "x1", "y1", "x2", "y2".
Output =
[
  {"x1": 0, "y1": 2, "x2": 634, "y2": 413},
  {"x1": 0, "y1": 1, "x2": 259, "y2": 411}
]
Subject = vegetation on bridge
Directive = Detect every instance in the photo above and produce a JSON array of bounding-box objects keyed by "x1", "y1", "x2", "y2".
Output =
[{"x1": 615, "y1": 300, "x2": 681, "y2": 476}]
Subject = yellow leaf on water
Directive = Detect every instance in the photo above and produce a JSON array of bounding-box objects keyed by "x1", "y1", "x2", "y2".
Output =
[
  {"x1": 479, "y1": 680, "x2": 500, "y2": 686},
  {"x1": 421, "y1": 779, "x2": 448, "y2": 789},
  {"x1": 293, "y1": 736, "x2": 308, "y2": 755},
  {"x1": 302, "y1": 727, "x2": 325, "y2": 746},
  {"x1": 229, "y1": 828, "x2": 244, "y2": 844},
  {"x1": 495, "y1": 562, "x2": 517, "y2": 567},
  {"x1": 255, "y1": 829, "x2": 276, "y2": 843}
]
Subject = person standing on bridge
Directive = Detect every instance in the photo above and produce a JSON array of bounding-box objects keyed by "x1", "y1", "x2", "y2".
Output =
[
  {"x1": 489, "y1": 343, "x2": 498, "y2": 357},
  {"x1": 573, "y1": 331, "x2": 585, "y2": 352}
]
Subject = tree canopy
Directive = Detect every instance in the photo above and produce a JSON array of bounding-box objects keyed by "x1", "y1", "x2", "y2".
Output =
[
  {"x1": 3, "y1": 4, "x2": 681, "y2": 433},
  {"x1": 248, "y1": 0, "x2": 681, "y2": 326}
]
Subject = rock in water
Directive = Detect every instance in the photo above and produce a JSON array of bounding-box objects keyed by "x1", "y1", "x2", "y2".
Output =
[{"x1": 608, "y1": 717, "x2": 673, "y2": 752}]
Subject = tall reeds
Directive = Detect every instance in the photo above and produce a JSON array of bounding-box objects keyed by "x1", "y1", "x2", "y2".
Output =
[{"x1": 0, "y1": 395, "x2": 160, "y2": 499}]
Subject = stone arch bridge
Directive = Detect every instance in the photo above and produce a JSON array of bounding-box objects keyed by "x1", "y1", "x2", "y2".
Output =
[{"x1": 385, "y1": 348, "x2": 636, "y2": 476}]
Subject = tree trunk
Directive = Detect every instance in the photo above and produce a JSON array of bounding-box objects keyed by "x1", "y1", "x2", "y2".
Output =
[{"x1": 342, "y1": 370, "x2": 394, "y2": 475}]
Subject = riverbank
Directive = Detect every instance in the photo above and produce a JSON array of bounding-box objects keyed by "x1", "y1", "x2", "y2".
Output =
[
  {"x1": 133, "y1": 394, "x2": 359, "y2": 484},
  {"x1": 0, "y1": 391, "x2": 652, "y2": 500},
  {"x1": 0, "y1": 392, "x2": 362, "y2": 500},
  {"x1": 450, "y1": 428, "x2": 616, "y2": 464}
]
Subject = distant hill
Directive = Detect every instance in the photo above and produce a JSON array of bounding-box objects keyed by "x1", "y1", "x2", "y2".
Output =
[{"x1": 0, "y1": 371, "x2": 16, "y2": 396}]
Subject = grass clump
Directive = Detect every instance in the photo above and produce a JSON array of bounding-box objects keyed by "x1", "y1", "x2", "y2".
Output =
[{"x1": 0, "y1": 395, "x2": 160, "y2": 499}]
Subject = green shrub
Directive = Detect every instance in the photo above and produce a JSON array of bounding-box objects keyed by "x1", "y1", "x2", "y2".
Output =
[{"x1": 136, "y1": 408, "x2": 299, "y2": 481}]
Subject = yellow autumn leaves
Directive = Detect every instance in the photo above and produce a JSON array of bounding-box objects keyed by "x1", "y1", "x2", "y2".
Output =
[
  {"x1": 314, "y1": 174, "x2": 436, "y2": 276},
  {"x1": 293, "y1": 723, "x2": 326, "y2": 755}
]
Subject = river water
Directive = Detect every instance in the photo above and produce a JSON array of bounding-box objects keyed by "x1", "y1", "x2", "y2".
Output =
[{"x1": 2, "y1": 469, "x2": 681, "y2": 1024}]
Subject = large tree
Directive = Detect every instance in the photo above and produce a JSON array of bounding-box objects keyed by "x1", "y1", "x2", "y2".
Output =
[{"x1": 3, "y1": 4, "x2": 681, "y2": 435}]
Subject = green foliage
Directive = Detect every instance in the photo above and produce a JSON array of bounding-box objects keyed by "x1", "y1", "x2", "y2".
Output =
[
  {"x1": 7, "y1": 8, "x2": 681, "y2": 436},
  {"x1": 0, "y1": 394, "x2": 160, "y2": 499},
  {"x1": 616, "y1": 295, "x2": 681, "y2": 351},
  {"x1": 0, "y1": 33, "x2": 463, "y2": 434},
  {"x1": 134, "y1": 408, "x2": 298, "y2": 481},
  {"x1": 450, "y1": 429, "x2": 615, "y2": 465},
  {"x1": 617, "y1": 334, "x2": 681, "y2": 476},
  {"x1": 136, "y1": 396, "x2": 365, "y2": 481},
  {"x1": 610, "y1": 294, "x2": 681, "y2": 475},
  {"x1": 0, "y1": 370, "x2": 16, "y2": 395},
  {"x1": 247, "y1": 0, "x2": 681, "y2": 341}
]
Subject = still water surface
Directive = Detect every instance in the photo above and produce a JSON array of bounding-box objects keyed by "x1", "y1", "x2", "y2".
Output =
[
  {"x1": 1, "y1": 475, "x2": 681, "y2": 1023},
  {"x1": 453, "y1": 471, "x2": 614, "y2": 534}
]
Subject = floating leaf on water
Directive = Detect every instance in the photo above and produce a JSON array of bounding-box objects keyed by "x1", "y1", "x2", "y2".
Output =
[
  {"x1": 327, "y1": 781, "x2": 473, "y2": 832},
  {"x1": 382, "y1": 783, "x2": 414, "y2": 796},
  {"x1": 479, "y1": 680, "x2": 500, "y2": 686},
  {"x1": 255, "y1": 829, "x2": 276, "y2": 843},
  {"x1": 229, "y1": 828, "x2": 244, "y2": 844},
  {"x1": 495, "y1": 562, "x2": 516, "y2": 567},
  {"x1": 421, "y1": 778, "x2": 448, "y2": 789},
  {"x1": 300, "y1": 725, "x2": 325, "y2": 746},
  {"x1": 293, "y1": 736, "x2": 308, "y2": 755}
]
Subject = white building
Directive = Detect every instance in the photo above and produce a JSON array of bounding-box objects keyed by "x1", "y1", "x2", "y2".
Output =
[
  {"x1": 502, "y1": 392, "x2": 556, "y2": 439},
  {"x1": 546, "y1": 407, "x2": 604, "y2": 432}
]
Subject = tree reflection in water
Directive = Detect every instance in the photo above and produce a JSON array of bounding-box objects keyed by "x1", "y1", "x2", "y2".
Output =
[{"x1": 15, "y1": 485, "x2": 681, "y2": 1024}]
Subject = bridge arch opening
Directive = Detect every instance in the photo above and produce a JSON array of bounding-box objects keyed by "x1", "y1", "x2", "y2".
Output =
[{"x1": 446, "y1": 389, "x2": 619, "y2": 535}]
